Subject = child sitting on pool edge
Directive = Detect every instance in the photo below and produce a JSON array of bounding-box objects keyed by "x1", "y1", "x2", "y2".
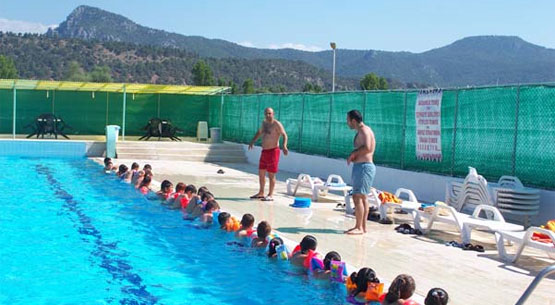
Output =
[
  {"x1": 235, "y1": 214, "x2": 255, "y2": 238},
  {"x1": 251, "y1": 221, "x2": 272, "y2": 248}
]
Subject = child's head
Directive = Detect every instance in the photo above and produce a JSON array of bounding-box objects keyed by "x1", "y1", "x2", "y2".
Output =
[
  {"x1": 268, "y1": 237, "x2": 284, "y2": 258},
  {"x1": 218, "y1": 212, "x2": 231, "y2": 228},
  {"x1": 204, "y1": 200, "x2": 219, "y2": 213},
  {"x1": 240, "y1": 213, "x2": 255, "y2": 229},
  {"x1": 175, "y1": 182, "x2": 186, "y2": 193},
  {"x1": 131, "y1": 162, "x2": 139, "y2": 170},
  {"x1": 350, "y1": 268, "x2": 380, "y2": 296},
  {"x1": 425, "y1": 288, "x2": 448, "y2": 305},
  {"x1": 143, "y1": 164, "x2": 152, "y2": 171},
  {"x1": 104, "y1": 157, "x2": 112, "y2": 165},
  {"x1": 256, "y1": 221, "x2": 272, "y2": 239},
  {"x1": 118, "y1": 164, "x2": 128, "y2": 173},
  {"x1": 161, "y1": 180, "x2": 173, "y2": 193},
  {"x1": 105, "y1": 161, "x2": 113, "y2": 169},
  {"x1": 185, "y1": 184, "x2": 197, "y2": 195},
  {"x1": 140, "y1": 176, "x2": 151, "y2": 187},
  {"x1": 323, "y1": 251, "x2": 341, "y2": 270},
  {"x1": 202, "y1": 192, "x2": 215, "y2": 202},
  {"x1": 144, "y1": 169, "x2": 153, "y2": 177},
  {"x1": 198, "y1": 186, "x2": 209, "y2": 197},
  {"x1": 300, "y1": 235, "x2": 317, "y2": 253},
  {"x1": 385, "y1": 274, "x2": 416, "y2": 304}
]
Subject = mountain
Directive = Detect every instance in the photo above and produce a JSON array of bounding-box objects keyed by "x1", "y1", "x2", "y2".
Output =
[
  {"x1": 48, "y1": 5, "x2": 555, "y2": 87},
  {"x1": 0, "y1": 32, "x2": 356, "y2": 91}
]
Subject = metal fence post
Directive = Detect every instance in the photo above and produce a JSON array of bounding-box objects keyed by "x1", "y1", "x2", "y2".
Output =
[
  {"x1": 400, "y1": 90, "x2": 408, "y2": 169},
  {"x1": 106, "y1": 92, "x2": 109, "y2": 127},
  {"x1": 327, "y1": 93, "x2": 333, "y2": 157},
  {"x1": 238, "y1": 96, "x2": 243, "y2": 142},
  {"x1": 220, "y1": 94, "x2": 224, "y2": 128},
  {"x1": 450, "y1": 89, "x2": 460, "y2": 176},
  {"x1": 512, "y1": 85, "x2": 521, "y2": 176},
  {"x1": 122, "y1": 84, "x2": 127, "y2": 141},
  {"x1": 362, "y1": 91, "x2": 367, "y2": 120},
  {"x1": 299, "y1": 94, "x2": 305, "y2": 151},
  {"x1": 157, "y1": 93, "x2": 161, "y2": 118},
  {"x1": 257, "y1": 95, "x2": 261, "y2": 128},
  {"x1": 12, "y1": 81, "x2": 16, "y2": 139}
]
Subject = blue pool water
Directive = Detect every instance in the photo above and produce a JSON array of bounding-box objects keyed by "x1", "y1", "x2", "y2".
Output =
[{"x1": 0, "y1": 157, "x2": 348, "y2": 304}]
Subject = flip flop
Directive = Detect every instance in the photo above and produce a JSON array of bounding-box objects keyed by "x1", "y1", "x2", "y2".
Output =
[
  {"x1": 345, "y1": 229, "x2": 364, "y2": 235},
  {"x1": 250, "y1": 194, "x2": 264, "y2": 199},
  {"x1": 261, "y1": 196, "x2": 274, "y2": 201}
]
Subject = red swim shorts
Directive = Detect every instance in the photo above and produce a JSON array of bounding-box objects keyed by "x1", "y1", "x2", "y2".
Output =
[{"x1": 259, "y1": 147, "x2": 281, "y2": 173}]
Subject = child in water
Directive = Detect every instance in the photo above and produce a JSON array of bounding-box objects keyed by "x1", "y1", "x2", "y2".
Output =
[
  {"x1": 290, "y1": 235, "x2": 321, "y2": 268},
  {"x1": 251, "y1": 221, "x2": 272, "y2": 248},
  {"x1": 200, "y1": 200, "x2": 220, "y2": 223},
  {"x1": 139, "y1": 176, "x2": 152, "y2": 195},
  {"x1": 347, "y1": 268, "x2": 382, "y2": 305},
  {"x1": 235, "y1": 214, "x2": 255, "y2": 238},
  {"x1": 425, "y1": 288, "x2": 448, "y2": 305},
  {"x1": 312, "y1": 251, "x2": 342, "y2": 280},
  {"x1": 381, "y1": 274, "x2": 416, "y2": 305},
  {"x1": 267, "y1": 237, "x2": 284, "y2": 258},
  {"x1": 157, "y1": 180, "x2": 173, "y2": 201}
]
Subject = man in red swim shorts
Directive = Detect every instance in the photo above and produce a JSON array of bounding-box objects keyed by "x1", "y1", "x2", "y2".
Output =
[{"x1": 248, "y1": 107, "x2": 288, "y2": 201}]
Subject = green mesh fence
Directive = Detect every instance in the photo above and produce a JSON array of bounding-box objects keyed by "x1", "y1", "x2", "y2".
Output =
[
  {"x1": 0, "y1": 89, "x2": 210, "y2": 137},
  {"x1": 212, "y1": 85, "x2": 555, "y2": 189},
  {"x1": 1, "y1": 84, "x2": 555, "y2": 189}
]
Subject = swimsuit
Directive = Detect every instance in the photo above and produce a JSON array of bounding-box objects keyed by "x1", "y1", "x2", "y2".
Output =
[{"x1": 259, "y1": 147, "x2": 281, "y2": 173}]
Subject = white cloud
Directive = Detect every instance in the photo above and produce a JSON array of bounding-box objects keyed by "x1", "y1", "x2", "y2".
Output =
[
  {"x1": 267, "y1": 43, "x2": 323, "y2": 52},
  {"x1": 0, "y1": 18, "x2": 58, "y2": 34},
  {"x1": 238, "y1": 41, "x2": 256, "y2": 48},
  {"x1": 238, "y1": 41, "x2": 323, "y2": 52}
]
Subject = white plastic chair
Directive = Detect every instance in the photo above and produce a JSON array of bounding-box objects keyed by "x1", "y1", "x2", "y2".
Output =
[
  {"x1": 494, "y1": 227, "x2": 555, "y2": 263},
  {"x1": 287, "y1": 173, "x2": 351, "y2": 201},
  {"x1": 412, "y1": 204, "x2": 523, "y2": 244}
]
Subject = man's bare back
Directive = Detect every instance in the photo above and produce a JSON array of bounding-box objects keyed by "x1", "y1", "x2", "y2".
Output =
[{"x1": 352, "y1": 125, "x2": 375, "y2": 163}]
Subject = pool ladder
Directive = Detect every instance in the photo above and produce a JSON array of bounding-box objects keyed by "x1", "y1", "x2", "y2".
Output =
[{"x1": 514, "y1": 264, "x2": 555, "y2": 305}]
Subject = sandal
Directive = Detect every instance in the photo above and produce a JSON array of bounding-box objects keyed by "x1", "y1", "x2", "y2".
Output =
[
  {"x1": 249, "y1": 194, "x2": 264, "y2": 199},
  {"x1": 261, "y1": 196, "x2": 274, "y2": 201}
]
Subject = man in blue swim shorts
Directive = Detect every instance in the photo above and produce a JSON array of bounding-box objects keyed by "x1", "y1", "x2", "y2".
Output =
[{"x1": 345, "y1": 110, "x2": 376, "y2": 235}]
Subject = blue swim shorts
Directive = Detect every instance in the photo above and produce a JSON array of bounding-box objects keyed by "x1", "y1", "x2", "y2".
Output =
[{"x1": 351, "y1": 162, "x2": 376, "y2": 195}]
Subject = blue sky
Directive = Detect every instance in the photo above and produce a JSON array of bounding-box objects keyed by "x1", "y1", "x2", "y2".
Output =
[{"x1": 1, "y1": 0, "x2": 554, "y2": 52}]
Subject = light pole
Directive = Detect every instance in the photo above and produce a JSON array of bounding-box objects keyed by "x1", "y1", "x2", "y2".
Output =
[{"x1": 330, "y1": 42, "x2": 336, "y2": 92}]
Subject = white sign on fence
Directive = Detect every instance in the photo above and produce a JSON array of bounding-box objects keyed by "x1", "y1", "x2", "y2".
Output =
[{"x1": 415, "y1": 89, "x2": 442, "y2": 162}]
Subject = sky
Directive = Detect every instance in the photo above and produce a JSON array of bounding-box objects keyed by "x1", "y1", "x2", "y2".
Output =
[{"x1": 1, "y1": 0, "x2": 554, "y2": 53}]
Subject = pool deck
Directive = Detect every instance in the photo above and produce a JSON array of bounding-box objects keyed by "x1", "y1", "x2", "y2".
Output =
[{"x1": 97, "y1": 157, "x2": 555, "y2": 305}]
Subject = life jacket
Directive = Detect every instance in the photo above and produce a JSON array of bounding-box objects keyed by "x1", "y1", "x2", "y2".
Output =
[{"x1": 225, "y1": 217, "x2": 241, "y2": 232}]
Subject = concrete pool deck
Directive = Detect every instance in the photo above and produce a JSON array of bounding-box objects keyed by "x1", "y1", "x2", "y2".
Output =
[{"x1": 97, "y1": 157, "x2": 555, "y2": 305}]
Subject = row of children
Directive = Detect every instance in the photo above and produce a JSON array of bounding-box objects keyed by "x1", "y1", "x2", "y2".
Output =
[
  {"x1": 104, "y1": 158, "x2": 154, "y2": 194},
  {"x1": 215, "y1": 212, "x2": 449, "y2": 305},
  {"x1": 102, "y1": 158, "x2": 449, "y2": 305}
]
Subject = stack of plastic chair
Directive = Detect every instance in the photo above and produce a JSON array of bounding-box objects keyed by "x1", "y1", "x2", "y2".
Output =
[{"x1": 491, "y1": 176, "x2": 540, "y2": 228}]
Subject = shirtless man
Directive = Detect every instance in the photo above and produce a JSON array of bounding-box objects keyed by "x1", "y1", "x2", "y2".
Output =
[
  {"x1": 248, "y1": 107, "x2": 288, "y2": 201},
  {"x1": 345, "y1": 110, "x2": 376, "y2": 235}
]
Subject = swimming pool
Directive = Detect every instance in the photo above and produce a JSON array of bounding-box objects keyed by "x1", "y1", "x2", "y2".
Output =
[{"x1": 0, "y1": 157, "x2": 348, "y2": 304}]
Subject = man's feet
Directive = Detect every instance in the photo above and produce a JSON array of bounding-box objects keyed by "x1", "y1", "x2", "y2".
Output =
[
  {"x1": 345, "y1": 228, "x2": 364, "y2": 235},
  {"x1": 250, "y1": 193, "x2": 264, "y2": 199}
]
